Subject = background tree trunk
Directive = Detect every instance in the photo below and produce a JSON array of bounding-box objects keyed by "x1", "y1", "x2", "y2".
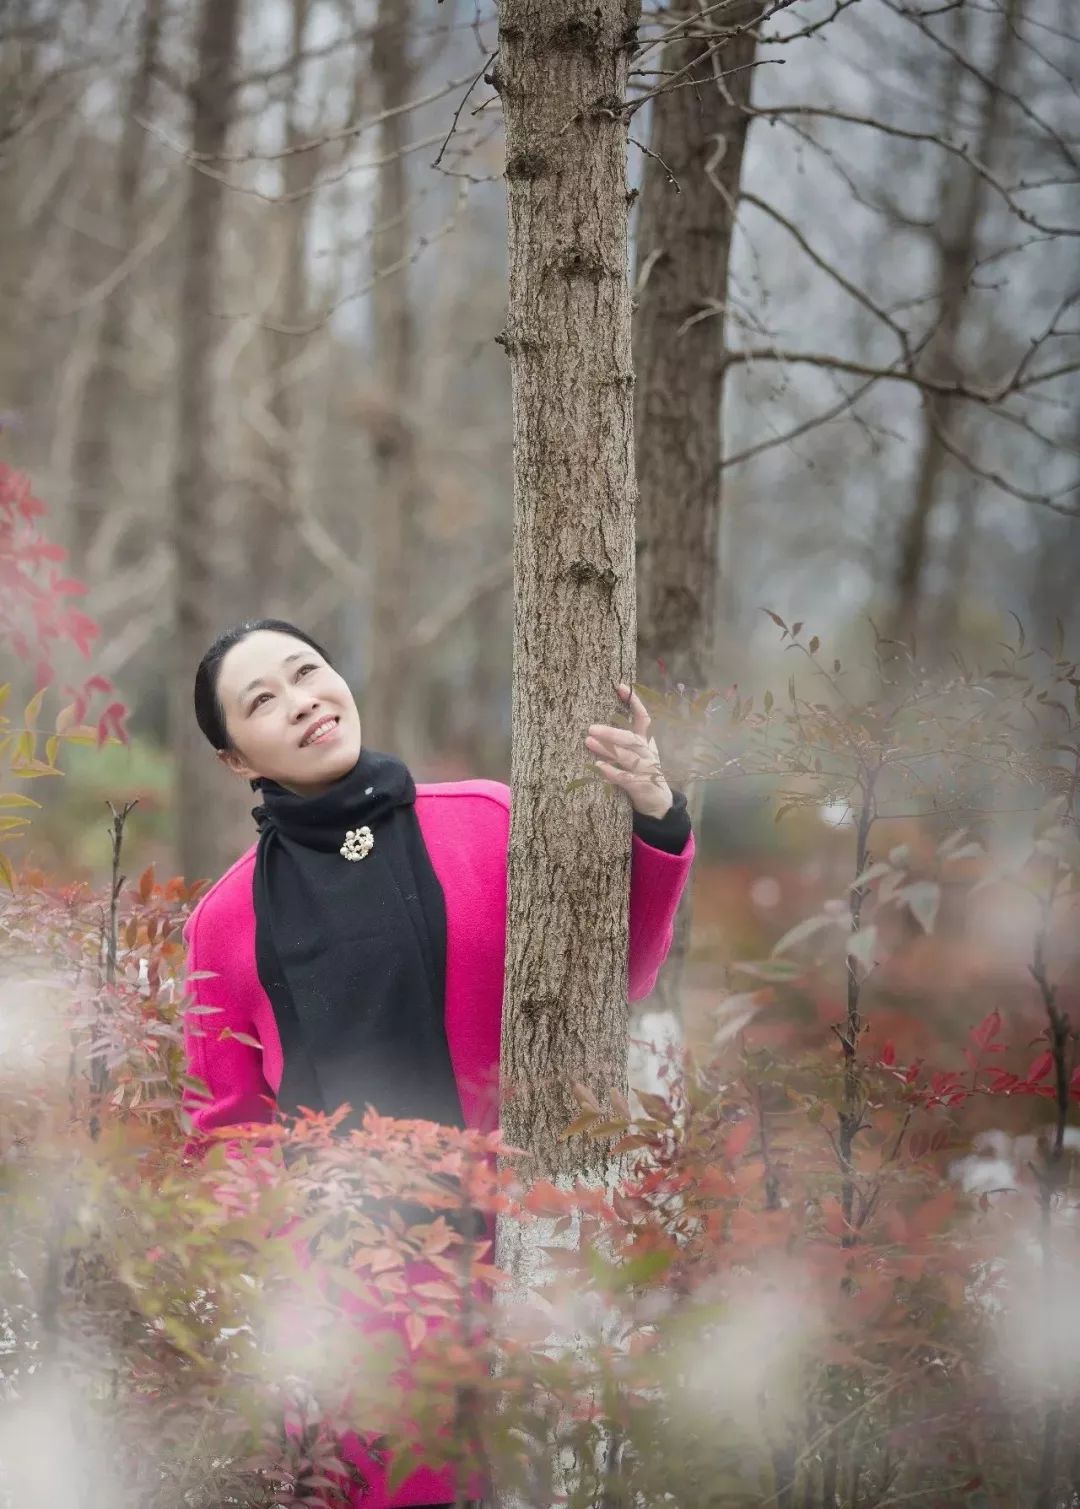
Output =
[
  {"x1": 494, "y1": 0, "x2": 641, "y2": 1182},
  {"x1": 362, "y1": 0, "x2": 422, "y2": 757},
  {"x1": 890, "y1": 0, "x2": 1020, "y2": 648},
  {"x1": 238, "y1": 0, "x2": 318, "y2": 621},
  {"x1": 169, "y1": 0, "x2": 244, "y2": 887},
  {"x1": 634, "y1": 6, "x2": 756, "y2": 703},
  {"x1": 69, "y1": 0, "x2": 165, "y2": 567},
  {"x1": 631, "y1": 7, "x2": 757, "y2": 1027}
]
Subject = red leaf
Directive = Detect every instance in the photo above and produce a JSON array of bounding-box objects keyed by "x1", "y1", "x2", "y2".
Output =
[
  {"x1": 50, "y1": 576, "x2": 88, "y2": 596},
  {"x1": 1023, "y1": 1051, "x2": 1054, "y2": 1085},
  {"x1": 404, "y1": 1313, "x2": 426, "y2": 1352},
  {"x1": 971, "y1": 1011, "x2": 1002, "y2": 1051},
  {"x1": 881, "y1": 1040, "x2": 896, "y2": 1067}
]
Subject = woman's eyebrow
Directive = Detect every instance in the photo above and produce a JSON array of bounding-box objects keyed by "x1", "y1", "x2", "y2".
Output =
[{"x1": 240, "y1": 651, "x2": 308, "y2": 700}]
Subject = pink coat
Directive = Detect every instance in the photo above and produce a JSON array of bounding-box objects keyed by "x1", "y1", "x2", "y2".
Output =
[{"x1": 181, "y1": 778, "x2": 694, "y2": 1507}]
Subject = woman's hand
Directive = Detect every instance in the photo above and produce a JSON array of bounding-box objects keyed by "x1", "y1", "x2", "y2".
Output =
[{"x1": 584, "y1": 683, "x2": 674, "y2": 820}]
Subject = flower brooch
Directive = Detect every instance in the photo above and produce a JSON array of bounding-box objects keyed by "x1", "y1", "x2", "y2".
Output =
[{"x1": 340, "y1": 825, "x2": 374, "y2": 861}]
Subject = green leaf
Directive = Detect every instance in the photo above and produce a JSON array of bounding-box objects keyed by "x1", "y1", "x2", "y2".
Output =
[
  {"x1": 0, "y1": 792, "x2": 41, "y2": 809},
  {"x1": 219, "y1": 1028, "x2": 264, "y2": 1051},
  {"x1": 23, "y1": 686, "x2": 47, "y2": 730}
]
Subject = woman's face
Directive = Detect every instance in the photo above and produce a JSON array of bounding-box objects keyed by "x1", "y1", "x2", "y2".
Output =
[{"x1": 214, "y1": 629, "x2": 363, "y2": 796}]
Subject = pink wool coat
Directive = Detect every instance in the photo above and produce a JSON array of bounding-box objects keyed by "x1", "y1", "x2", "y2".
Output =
[{"x1": 181, "y1": 778, "x2": 695, "y2": 1508}]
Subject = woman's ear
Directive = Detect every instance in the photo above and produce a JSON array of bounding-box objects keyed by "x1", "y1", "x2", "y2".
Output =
[{"x1": 217, "y1": 747, "x2": 258, "y2": 782}]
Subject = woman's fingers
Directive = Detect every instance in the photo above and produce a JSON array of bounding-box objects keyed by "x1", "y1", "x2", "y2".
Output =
[
  {"x1": 585, "y1": 732, "x2": 654, "y2": 771},
  {"x1": 615, "y1": 682, "x2": 652, "y2": 740}
]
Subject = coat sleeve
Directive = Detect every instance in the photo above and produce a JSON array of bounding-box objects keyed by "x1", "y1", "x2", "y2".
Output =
[
  {"x1": 627, "y1": 823, "x2": 696, "y2": 1002},
  {"x1": 180, "y1": 899, "x2": 277, "y2": 1164}
]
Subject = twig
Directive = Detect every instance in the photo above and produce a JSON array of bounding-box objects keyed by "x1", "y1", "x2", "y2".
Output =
[{"x1": 432, "y1": 50, "x2": 496, "y2": 168}]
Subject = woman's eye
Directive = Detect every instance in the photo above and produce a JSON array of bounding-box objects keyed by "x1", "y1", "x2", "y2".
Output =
[{"x1": 298, "y1": 663, "x2": 317, "y2": 676}]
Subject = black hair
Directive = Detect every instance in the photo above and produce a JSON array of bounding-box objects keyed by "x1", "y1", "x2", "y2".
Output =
[{"x1": 193, "y1": 618, "x2": 335, "y2": 754}]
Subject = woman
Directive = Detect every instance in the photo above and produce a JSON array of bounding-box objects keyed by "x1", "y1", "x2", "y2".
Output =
[{"x1": 181, "y1": 618, "x2": 695, "y2": 1508}]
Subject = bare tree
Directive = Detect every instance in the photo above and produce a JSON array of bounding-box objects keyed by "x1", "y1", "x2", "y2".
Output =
[
  {"x1": 633, "y1": 3, "x2": 756, "y2": 698},
  {"x1": 169, "y1": 0, "x2": 244, "y2": 887},
  {"x1": 239, "y1": 0, "x2": 319, "y2": 621},
  {"x1": 70, "y1": 0, "x2": 165, "y2": 567},
  {"x1": 890, "y1": 0, "x2": 1021, "y2": 646},
  {"x1": 493, "y1": 0, "x2": 641, "y2": 1181},
  {"x1": 362, "y1": 0, "x2": 423, "y2": 755},
  {"x1": 632, "y1": 3, "x2": 757, "y2": 1020}
]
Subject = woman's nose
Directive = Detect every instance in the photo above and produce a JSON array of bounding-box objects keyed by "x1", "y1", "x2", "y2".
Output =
[{"x1": 291, "y1": 695, "x2": 319, "y2": 720}]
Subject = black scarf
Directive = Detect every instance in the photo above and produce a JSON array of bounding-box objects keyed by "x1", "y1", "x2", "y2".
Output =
[{"x1": 251, "y1": 747, "x2": 465, "y2": 1136}]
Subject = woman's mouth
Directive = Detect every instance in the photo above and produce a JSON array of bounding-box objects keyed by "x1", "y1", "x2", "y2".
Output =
[{"x1": 301, "y1": 716, "x2": 339, "y2": 747}]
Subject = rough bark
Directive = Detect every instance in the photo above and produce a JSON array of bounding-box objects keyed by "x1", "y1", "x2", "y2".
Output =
[
  {"x1": 169, "y1": 0, "x2": 244, "y2": 887},
  {"x1": 362, "y1": 0, "x2": 422, "y2": 756},
  {"x1": 632, "y1": 7, "x2": 757, "y2": 1023},
  {"x1": 494, "y1": 0, "x2": 641, "y2": 1181},
  {"x1": 70, "y1": 0, "x2": 165, "y2": 566},
  {"x1": 890, "y1": 0, "x2": 1020, "y2": 648}
]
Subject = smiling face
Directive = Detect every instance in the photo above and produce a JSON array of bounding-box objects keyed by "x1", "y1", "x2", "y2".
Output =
[{"x1": 214, "y1": 629, "x2": 362, "y2": 796}]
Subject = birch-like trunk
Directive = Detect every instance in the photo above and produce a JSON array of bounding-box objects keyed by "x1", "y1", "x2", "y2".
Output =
[
  {"x1": 631, "y1": 7, "x2": 756, "y2": 1025},
  {"x1": 169, "y1": 0, "x2": 244, "y2": 887},
  {"x1": 494, "y1": 0, "x2": 640, "y2": 1182}
]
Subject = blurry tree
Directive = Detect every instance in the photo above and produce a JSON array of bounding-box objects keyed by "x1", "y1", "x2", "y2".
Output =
[
  {"x1": 363, "y1": 0, "x2": 423, "y2": 755},
  {"x1": 890, "y1": 0, "x2": 1021, "y2": 647},
  {"x1": 169, "y1": 0, "x2": 245, "y2": 887},
  {"x1": 633, "y1": 2, "x2": 756, "y2": 699},
  {"x1": 238, "y1": 0, "x2": 320, "y2": 622},
  {"x1": 632, "y1": 2, "x2": 757, "y2": 1021},
  {"x1": 70, "y1": 0, "x2": 166, "y2": 568}
]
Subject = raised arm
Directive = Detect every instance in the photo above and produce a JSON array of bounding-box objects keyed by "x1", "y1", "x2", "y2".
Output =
[{"x1": 627, "y1": 795, "x2": 695, "y2": 1001}]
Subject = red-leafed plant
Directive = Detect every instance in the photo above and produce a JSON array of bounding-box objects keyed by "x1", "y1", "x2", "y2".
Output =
[
  {"x1": 2, "y1": 601, "x2": 1078, "y2": 1509},
  {"x1": 0, "y1": 459, "x2": 129, "y2": 886}
]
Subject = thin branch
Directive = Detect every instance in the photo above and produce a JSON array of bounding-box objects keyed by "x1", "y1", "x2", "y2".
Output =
[
  {"x1": 722, "y1": 347, "x2": 1080, "y2": 405},
  {"x1": 431, "y1": 50, "x2": 497, "y2": 168}
]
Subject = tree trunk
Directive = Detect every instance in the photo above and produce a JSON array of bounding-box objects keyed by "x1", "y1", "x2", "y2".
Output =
[
  {"x1": 70, "y1": 0, "x2": 165, "y2": 567},
  {"x1": 631, "y1": 7, "x2": 756, "y2": 1027},
  {"x1": 362, "y1": 0, "x2": 422, "y2": 757},
  {"x1": 169, "y1": 0, "x2": 244, "y2": 887},
  {"x1": 634, "y1": 6, "x2": 755, "y2": 702},
  {"x1": 890, "y1": 0, "x2": 1019, "y2": 649},
  {"x1": 238, "y1": 0, "x2": 318, "y2": 621},
  {"x1": 494, "y1": 0, "x2": 641, "y2": 1183}
]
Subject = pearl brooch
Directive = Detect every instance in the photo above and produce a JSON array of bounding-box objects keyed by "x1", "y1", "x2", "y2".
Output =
[{"x1": 340, "y1": 825, "x2": 374, "y2": 861}]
